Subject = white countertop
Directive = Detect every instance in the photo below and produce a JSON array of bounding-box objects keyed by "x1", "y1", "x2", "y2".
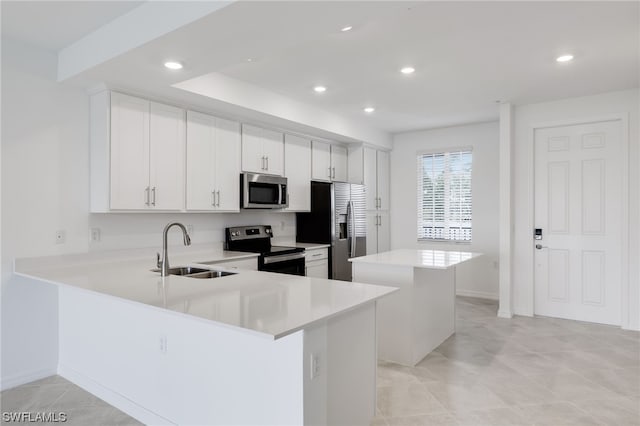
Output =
[
  {"x1": 349, "y1": 249, "x2": 482, "y2": 269},
  {"x1": 14, "y1": 246, "x2": 395, "y2": 340},
  {"x1": 272, "y1": 241, "x2": 331, "y2": 250}
]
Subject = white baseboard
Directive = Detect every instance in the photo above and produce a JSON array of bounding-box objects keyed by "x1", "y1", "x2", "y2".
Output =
[
  {"x1": 0, "y1": 367, "x2": 58, "y2": 391},
  {"x1": 58, "y1": 365, "x2": 174, "y2": 426},
  {"x1": 456, "y1": 289, "x2": 498, "y2": 300},
  {"x1": 497, "y1": 310, "x2": 513, "y2": 319}
]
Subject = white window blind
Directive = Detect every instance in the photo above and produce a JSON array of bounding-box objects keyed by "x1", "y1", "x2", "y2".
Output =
[{"x1": 417, "y1": 149, "x2": 472, "y2": 241}]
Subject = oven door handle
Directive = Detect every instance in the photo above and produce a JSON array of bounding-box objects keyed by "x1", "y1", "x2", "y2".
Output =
[{"x1": 263, "y1": 252, "x2": 306, "y2": 265}]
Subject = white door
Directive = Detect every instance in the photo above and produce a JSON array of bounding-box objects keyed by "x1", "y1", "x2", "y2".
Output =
[
  {"x1": 377, "y1": 151, "x2": 390, "y2": 210},
  {"x1": 331, "y1": 145, "x2": 348, "y2": 182},
  {"x1": 377, "y1": 211, "x2": 390, "y2": 253},
  {"x1": 110, "y1": 93, "x2": 150, "y2": 210},
  {"x1": 261, "y1": 128, "x2": 284, "y2": 176},
  {"x1": 284, "y1": 134, "x2": 311, "y2": 212},
  {"x1": 241, "y1": 124, "x2": 265, "y2": 173},
  {"x1": 149, "y1": 102, "x2": 185, "y2": 210},
  {"x1": 311, "y1": 141, "x2": 331, "y2": 181},
  {"x1": 186, "y1": 111, "x2": 216, "y2": 211},
  {"x1": 366, "y1": 212, "x2": 379, "y2": 254},
  {"x1": 214, "y1": 117, "x2": 241, "y2": 211},
  {"x1": 363, "y1": 147, "x2": 377, "y2": 210},
  {"x1": 534, "y1": 120, "x2": 622, "y2": 325}
]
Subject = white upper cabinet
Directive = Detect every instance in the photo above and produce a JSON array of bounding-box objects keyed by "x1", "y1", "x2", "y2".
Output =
[
  {"x1": 215, "y1": 117, "x2": 242, "y2": 210},
  {"x1": 284, "y1": 134, "x2": 311, "y2": 212},
  {"x1": 186, "y1": 111, "x2": 241, "y2": 211},
  {"x1": 331, "y1": 145, "x2": 348, "y2": 182},
  {"x1": 348, "y1": 145, "x2": 390, "y2": 211},
  {"x1": 311, "y1": 140, "x2": 331, "y2": 181},
  {"x1": 311, "y1": 141, "x2": 348, "y2": 182},
  {"x1": 363, "y1": 147, "x2": 377, "y2": 210},
  {"x1": 149, "y1": 102, "x2": 185, "y2": 211},
  {"x1": 241, "y1": 124, "x2": 284, "y2": 176},
  {"x1": 376, "y1": 150, "x2": 390, "y2": 211},
  {"x1": 106, "y1": 92, "x2": 185, "y2": 211},
  {"x1": 109, "y1": 92, "x2": 150, "y2": 210}
]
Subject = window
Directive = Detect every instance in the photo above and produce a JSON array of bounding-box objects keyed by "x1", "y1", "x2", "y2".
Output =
[{"x1": 417, "y1": 149, "x2": 472, "y2": 241}]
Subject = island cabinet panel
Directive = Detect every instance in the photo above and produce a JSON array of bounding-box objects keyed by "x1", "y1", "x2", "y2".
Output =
[
  {"x1": 283, "y1": 134, "x2": 311, "y2": 212},
  {"x1": 57, "y1": 287, "x2": 305, "y2": 426},
  {"x1": 92, "y1": 91, "x2": 186, "y2": 212},
  {"x1": 186, "y1": 111, "x2": 241, "y2": 211}
]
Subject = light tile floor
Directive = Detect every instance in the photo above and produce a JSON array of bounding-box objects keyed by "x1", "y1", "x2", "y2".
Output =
[
  {"x1": 373, "y1": 297, "x2": 640, "y2": 426},
  {"x1": 1, "y1": 297, "x2": 638, "y2": 425}
]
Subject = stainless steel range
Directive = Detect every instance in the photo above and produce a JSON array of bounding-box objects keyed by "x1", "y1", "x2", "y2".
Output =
[{"x1": 224, "y1": 225, "x2": 305, "y2": 275}]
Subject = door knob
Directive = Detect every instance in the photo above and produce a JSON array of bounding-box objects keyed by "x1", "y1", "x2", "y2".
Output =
[{"x1": 535, "y1": 244, "x2": 547, "y2": 250}]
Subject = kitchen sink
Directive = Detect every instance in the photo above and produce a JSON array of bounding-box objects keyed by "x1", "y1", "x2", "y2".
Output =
[
  {"x1": 151, "y1": 266, "x2": 236, "y2": 279},
  {"x1": 185, "y1": 270, "x2": 236, "y2": 279}
]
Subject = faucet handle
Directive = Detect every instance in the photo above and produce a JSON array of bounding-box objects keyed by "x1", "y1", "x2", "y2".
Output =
[{"x1": 156, "y1": 252, "x2": 161, "y2": 268}]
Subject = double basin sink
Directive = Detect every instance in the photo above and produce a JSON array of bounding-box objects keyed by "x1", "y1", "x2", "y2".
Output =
[{"x1": 152, "y1": 266, "x2": 237, "y2": 280}]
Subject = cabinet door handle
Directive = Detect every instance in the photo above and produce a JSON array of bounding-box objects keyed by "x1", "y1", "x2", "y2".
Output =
[
  {"x1": 217, "y1": 190, "x2": 221, "y2": 207},
  {"x1": 328, "y1": 166, "x2": 332, "y2": 178},
  {"x1": 266, "y1": 156, "x2": 269, "y2": 171},
  {"x1": 332, "y1": 167, "x2": 336, "y2": 179},
  {"x1": 145, "y1": 187, "x2": 150, "y2": 206},
  {"x1": 151, "y1": 187, "x2": 156, "y2": 206},
  {"x1": 260, "y1": 156, "x2": 265, "y2": 170},
  {"x1": 212, "y1": 191, "x2": 215, "y2": 206}
]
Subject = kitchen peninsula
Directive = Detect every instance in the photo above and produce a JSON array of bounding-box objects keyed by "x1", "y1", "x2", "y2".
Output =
[
  {"x1": 14, "y1": 247, "x2": 396, "y2": 426},
  {"x1": 350, "y1": 249, "x2": 481, "y2": 366}
]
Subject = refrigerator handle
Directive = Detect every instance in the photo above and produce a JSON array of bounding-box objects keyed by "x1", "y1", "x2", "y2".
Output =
[{"x1": 348, "y1": 201, "x2": 356, "y2": 258}]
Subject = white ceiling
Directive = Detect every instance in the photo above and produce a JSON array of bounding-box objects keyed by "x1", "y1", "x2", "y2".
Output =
[
  {"x1": 1, "y1": 1, "x2": 144, "y2": 51},
  {"x1": 2, "y1": 1, "x2": 638, "y2": 134}
]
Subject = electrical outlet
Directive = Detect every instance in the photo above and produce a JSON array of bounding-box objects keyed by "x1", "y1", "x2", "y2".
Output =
[
  {"x1": 280, "y1": 221, "x2": 285, "y2": 230},
  {"x1": 55, "y1": 230, "x2": 66, "y2": 244},
  {"x1": 310, "y1": 354, "x2": 320, "y2": 379},
  {"x1": 159, "y1": 335, "x2": 168, "y2": 354},
  {"x1": 90, "y1": 228, "x2": 101, "y2": 242},
  {"x1": 187, "y1": 224, "x2": 194, "y2": 235}
]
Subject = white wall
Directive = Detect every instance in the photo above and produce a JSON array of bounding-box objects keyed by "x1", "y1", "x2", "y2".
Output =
[
  {"x1": 0, "y1": 38, "x2": 295, "y2": 389},
  {"x1": 391, "y1": 121, "x2": 500, "y2": 299},
  {"x1": 512, "y1": 89, "x2": 639, "y2": 330}
]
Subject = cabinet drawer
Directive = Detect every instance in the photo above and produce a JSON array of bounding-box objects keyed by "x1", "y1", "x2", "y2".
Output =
[{"x1": 305, "y1": 248, "x2": 328, "y2": 261}]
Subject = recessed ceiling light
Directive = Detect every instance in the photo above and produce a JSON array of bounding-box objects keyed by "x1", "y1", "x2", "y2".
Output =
[
  {"x1": 164, "y1": 61, "x2": 183, "y2": 70},
  {"x1": 246, "y1": 58, "x2": 254, "y2": 62},
  {"x1": 364, "y1": 107, "x2": 375, "y2": 113},
  {"x1": 314, "y1": 86, "x2": 327, "y2": 93},
  {"x1": 341, "y1": 26, "x2": 353, "y2": 32},
  {"x1": 400, "y1": 66, "x2": 415, "y2": 74},
  {"x1": 556, "y1": 54, "x2": 574, "y2": 63}
]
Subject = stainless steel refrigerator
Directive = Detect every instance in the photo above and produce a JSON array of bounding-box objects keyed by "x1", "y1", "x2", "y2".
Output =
[{"x1": 296, "y1": 181, "x2": 367, "y2": 281}]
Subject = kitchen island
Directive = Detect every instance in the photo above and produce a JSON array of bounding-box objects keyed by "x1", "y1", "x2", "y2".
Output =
[
  {"x1": 350, "y1": 249, "x2": 481, "y2": 366},
  {"x1": 14, "y1": 246, "x2": 396, "y2": 425}
]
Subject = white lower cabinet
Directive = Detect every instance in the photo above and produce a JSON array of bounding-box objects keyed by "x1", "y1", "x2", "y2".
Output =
[
  {"x1": 305, "y1": 247, "x2": 329, "y2": 278},
  {"x1": 366, "y1": 212, "x2": 390, "y2": 254},
  {"x1": 186, "y1": 111, "x2": 241, "y2": 211}
]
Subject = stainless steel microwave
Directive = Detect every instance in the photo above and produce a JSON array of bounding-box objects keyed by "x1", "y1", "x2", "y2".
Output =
[{"x1": 241, "y1": 173, "x2": 288, "y2": 209}]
